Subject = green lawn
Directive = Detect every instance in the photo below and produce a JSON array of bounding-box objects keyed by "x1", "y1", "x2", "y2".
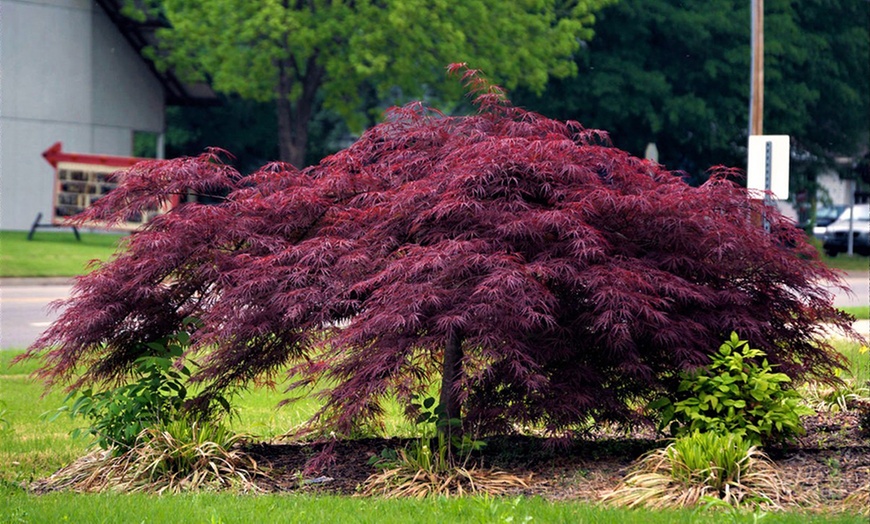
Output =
[
  {"x1": 3, "y1": 489, "x2": 863, "y2": 524},
  {"x1": 840, "y1": 306, "x2": 870, "y2": 320},
  {"x1": 0, "y1": 230, "x2": 125, "y2": 277},
  {"x1": 821, "y1": 253, "x2": 870, "y2": 272}
]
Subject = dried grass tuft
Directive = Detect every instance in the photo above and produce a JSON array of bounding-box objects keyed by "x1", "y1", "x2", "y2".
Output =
[
  {"x1": 839, "y1": 482, "x2": 870, "y2": 516},
  {"x1": 601, "y1": 433, "x2": 805, "y2": 510},
  {"x1": 31, "y1": 422, "x2": 267, "y2": 494},
  {"x1": 359, "y1": 450, "x2": 529, "y2": 498}
]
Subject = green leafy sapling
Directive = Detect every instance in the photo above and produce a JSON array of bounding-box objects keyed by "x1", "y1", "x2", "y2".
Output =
[
  {"x1": 650, "y1": 332, "x2": 814, "y2": 445},
  {"x1": 370, "y1": 394, "x2": 485, "y2": 473},
  {"x1": 52, "y1": 318, "x2": 231, "y2": 454}
]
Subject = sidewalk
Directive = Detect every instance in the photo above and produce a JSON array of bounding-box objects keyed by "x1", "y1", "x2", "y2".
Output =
[{"x1": 831, "y1": 319, "x2": 870, "y2": 340}]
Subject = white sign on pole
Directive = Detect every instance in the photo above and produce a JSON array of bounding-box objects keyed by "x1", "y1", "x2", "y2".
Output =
[{"x1": 747, "y1": 135, "x2": 790, "y2": 200}]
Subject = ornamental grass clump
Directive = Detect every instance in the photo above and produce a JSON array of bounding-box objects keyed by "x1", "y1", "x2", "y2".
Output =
[
  {"x1": 840, "y1": 482, "x2": 870, "y2": 516},
  {"x1": 359, "y1": 456, "x2": 529, "y2": 499},
  {"x1": 32, "y1": 419, "x2": 265, "y2": 494},
  {"x1": 22, "y1": 64, "x2": 859, "y2": 443},
  {"x1": 601, "y1": 432, "x2": 796, "y2": 509}
]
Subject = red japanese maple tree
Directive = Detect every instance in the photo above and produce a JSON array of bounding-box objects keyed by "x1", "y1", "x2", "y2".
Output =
[{"x1": 27, "y1": 65, "x2": 857, "y2": 438}]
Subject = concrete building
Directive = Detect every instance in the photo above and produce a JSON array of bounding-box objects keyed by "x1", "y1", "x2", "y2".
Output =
[{"x1": 0, "y1": 0, "x2": 214, "y2": 231}]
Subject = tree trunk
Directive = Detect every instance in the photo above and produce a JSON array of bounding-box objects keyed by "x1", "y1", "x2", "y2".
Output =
[
  {"x1": 439, "y1": 328, "x2": 464, "y2": 432},
  {"x1": 275, "y1": 56, "x2": 323, "y2": 168}
]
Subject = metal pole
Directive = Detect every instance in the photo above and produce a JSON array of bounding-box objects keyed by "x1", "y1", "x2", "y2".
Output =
[
  {"x1": 764, "y1": 140, "x2": 772, "y2": 233},
  {"x1": 749, "y1": 0, "x2": 764, "y2": 137},
  {"x1": 157, "y1": 132, "x2": 166, "y2": 160},
  {"x1": 847, "y1": 180, "x2": 855, "y2": 255}
]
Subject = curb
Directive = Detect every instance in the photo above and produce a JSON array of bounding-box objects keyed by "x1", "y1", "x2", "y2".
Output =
[{"x1": 848, "y1": 319, "x2": 870, "y2": 339}]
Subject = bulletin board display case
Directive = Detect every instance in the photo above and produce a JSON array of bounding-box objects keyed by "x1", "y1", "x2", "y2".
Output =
[{"x1": 42, "y1": 142, "x2": 168, "y2": 232}]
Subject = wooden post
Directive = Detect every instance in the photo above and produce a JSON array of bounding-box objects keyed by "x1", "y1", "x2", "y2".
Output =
[{"x1": 749, "y1": 0, "x2": 764, "y2": 137}]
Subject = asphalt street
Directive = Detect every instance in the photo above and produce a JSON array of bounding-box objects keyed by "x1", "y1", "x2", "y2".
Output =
[
  {"x1": 0, "y1": 283, "x2": 70, "y2": 349},
  {"x1": 1, "y1": 272, "x2": 868, "y2": 350}
]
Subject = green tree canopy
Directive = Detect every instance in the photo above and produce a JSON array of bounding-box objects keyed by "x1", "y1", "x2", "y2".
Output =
[
  {"x1": 514, "y1": 0, "x2": 869, "y2": 194},
  {"x1": 134, "y1": 0, "x2": 613, "y2": 167}
]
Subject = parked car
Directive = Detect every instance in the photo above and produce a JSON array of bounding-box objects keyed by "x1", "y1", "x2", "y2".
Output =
[
  {"x1": 810, "y1": 205, "x2": 848, "y2": 236},
  {"x1": 821, "y1": 204, "x2": 870, "y2": 256}
]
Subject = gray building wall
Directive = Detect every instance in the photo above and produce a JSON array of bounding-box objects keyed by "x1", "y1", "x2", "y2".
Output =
[{"x1": 1, "y1": 0, "x2": 165, "y2": 231}]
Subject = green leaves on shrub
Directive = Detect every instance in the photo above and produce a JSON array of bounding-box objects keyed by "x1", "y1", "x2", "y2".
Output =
[
  {"x1": 54, "y1": 318, "x2": 230, "y2": 454},
  {"x1": 650, "y1": 332, "x2": 814, "y2": 445},
  {"x1": 371, "y1": 395, "x2": 486, "y2": 475}
]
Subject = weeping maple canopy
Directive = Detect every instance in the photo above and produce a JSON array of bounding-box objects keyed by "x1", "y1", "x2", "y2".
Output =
[{"x1": 27, "y1": 66, "x2": 855, "y2": 437}]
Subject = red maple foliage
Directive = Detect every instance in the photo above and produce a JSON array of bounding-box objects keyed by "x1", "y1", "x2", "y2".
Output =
[{"x1": 26, "y1": 65, "x2": 858, "y2": 438}]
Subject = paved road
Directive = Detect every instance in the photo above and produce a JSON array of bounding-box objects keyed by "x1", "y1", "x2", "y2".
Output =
[
  {"x1": 0, "y1": 284, "x2": 70, "y2": 349},
  {"x1": 829, "y1": 271, "x2": 870, "y2": 308},
  {"x1": 1, "y1": 272, "x2": 867, "y2": 350}
]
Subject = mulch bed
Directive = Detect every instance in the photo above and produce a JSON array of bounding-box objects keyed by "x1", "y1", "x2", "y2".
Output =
[{"x1": 245, "y1": 411, "x2": 870, "y2": 507}]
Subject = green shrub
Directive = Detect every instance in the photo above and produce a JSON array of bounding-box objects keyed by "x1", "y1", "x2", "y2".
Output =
[
  {"x1": 650, "y1": 332, "x2": 814, "y2": 445},
  {"x1": 55, "y1": 319, "x2": 230, "y2": 453}
]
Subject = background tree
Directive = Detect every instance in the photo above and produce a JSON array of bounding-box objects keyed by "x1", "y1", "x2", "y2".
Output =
[
  {"x1": 514, "y1": 0, "x2": 869, "y2": 194},
  {"x1": 163, "y1": 94, "x2": 354, "y2": 173},
  {"x1": 130, "y1": 0, "x2": 613, "y2": 167},
  {"x1": 27, "y1": 67, "x2": 855, "y2": 440},
  {"x1": 163, "y1": 95, "x2": 278, "y2": 175}
]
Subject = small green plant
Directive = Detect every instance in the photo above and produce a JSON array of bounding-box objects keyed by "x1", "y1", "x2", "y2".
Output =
[
  {"x1": 369, "y1": 395, "x2": 486, "y2": 474},
  {"x1": 824, "y1": 457, "x2": 841, "y2": 478},
  {"x1": 54, "y1": 318, "x2": 231, "y2": 453},
  {"x1": 362, "y1": 395, "x2": 524, "y2": 497},
  {"x1": 650, "y1": 332, "x2": 814, "y2": 445},
  {"x1": 602, "y1": 432, "x2": 793, "y2": 509},
  {"x1": 407, "y1": 395, "x2": 486, "y2": 471}
]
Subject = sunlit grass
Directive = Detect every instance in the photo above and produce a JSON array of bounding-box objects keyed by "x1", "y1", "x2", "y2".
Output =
[
  {"x1": 838, "y1": 340, "x2": 870, "y2": 384},
  {"x1": 231, "y1": 378, "x2": 421, "y2": 440},
  {"x1": 819, "y1": 253, "x2": 870, "y2": 272},
  {"x1": 0, "y1": 352, "x2": 88, "y2": 484},
  {"x1": 2, "y1": 487, "x2": 865, "y2": 524},
  {"x1": 839, "y1": 306, "x2": 870, "y2": 320},
  {"x1": 0, "y1": 230, "x2": 125, "y2": 277}
]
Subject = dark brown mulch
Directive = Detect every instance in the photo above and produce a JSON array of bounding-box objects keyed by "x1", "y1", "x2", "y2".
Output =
[{"x1": 244, "y1": 412, "x2": 870, "y2": 505}]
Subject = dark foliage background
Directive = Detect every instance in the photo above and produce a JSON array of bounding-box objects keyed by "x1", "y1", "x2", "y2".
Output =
[{"x1": 513, "y1": 0, "x2": 869, "y2": 195}]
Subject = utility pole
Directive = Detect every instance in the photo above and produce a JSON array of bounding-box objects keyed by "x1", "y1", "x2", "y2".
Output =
[{"x1": 749, "y1": 0, "x2": 764, "y2": 137}]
